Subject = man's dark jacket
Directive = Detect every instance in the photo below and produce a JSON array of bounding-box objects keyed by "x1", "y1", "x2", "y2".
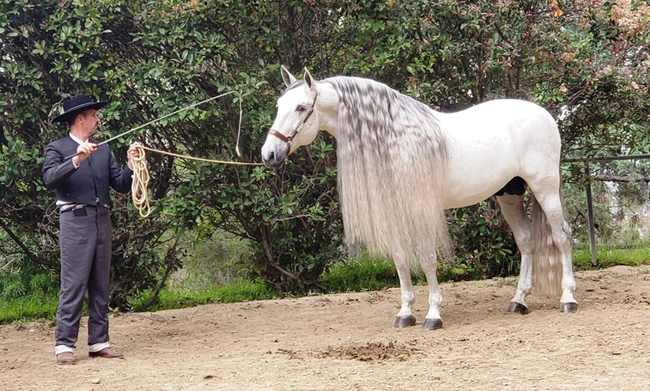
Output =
[{"x1": 42, "y1": 136, "x2": 133, "y2": 206}]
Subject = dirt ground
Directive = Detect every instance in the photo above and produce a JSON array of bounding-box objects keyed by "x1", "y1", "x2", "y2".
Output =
[{"x1": 2, "y1": 265, "x2": 650, "y2": 391}]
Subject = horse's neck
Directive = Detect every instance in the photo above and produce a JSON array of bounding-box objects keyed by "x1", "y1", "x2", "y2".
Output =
[{"x1": 316, "y1": 82, "x2": 340, "y2": 139}]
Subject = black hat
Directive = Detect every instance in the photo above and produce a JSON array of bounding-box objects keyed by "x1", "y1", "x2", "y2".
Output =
[{"x1": 52, "y1": 95, "x2": 108, "y2": 123}]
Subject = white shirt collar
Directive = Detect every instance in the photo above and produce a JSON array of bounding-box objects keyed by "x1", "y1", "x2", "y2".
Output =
[{"x1": 69, "y1": 133, "x2": 87, "y2": 144}]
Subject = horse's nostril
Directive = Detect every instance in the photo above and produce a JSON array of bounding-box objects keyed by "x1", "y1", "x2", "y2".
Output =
[{"x1": 269, "y1": 151, "x2": 275, "y2": 162}]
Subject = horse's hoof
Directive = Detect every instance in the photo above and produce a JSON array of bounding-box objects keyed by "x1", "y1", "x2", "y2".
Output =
[
  {"x1": 422, "y1": 318, "x2": 443, "y2": 330},
  {"x1": 561, "y1": 302, "x2": 578, "y2": 313},
  {"x1": 507, "y1": 302, "x2": 528, "y2": 315},
  {"x1": 394, "y1": 315, "x2": 416, "y2": 328}
]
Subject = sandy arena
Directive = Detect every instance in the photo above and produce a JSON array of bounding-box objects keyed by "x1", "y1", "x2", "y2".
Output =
[{"x1": 2, "y1": 265, "x2": 649, "y2": 390}]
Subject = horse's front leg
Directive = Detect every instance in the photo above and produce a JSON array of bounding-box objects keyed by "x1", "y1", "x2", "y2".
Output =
[
  {"x1": 419, "y1": 251, "x2": 443, "y2": 330},
  {"x1": 393, "y1": 253, "x2": 416, "y2": 328}
]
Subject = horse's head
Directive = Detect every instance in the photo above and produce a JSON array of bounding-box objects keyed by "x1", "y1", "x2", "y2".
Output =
[{"x1": 261, "y1": 66, "x2": 321, "y2": 170}]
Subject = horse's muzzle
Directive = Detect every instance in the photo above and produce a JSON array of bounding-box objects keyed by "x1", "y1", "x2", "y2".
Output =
[
  {"x1": 263, "y1": 154, "x2": 282, "y2": 170},
  {"x1": 261, "y1": 146, "x2": 288, "y2": 170}
]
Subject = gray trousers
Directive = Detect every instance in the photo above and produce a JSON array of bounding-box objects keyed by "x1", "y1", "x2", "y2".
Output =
[{"x1": 55, "y1": 205, "x2": 112, "y2": 347}]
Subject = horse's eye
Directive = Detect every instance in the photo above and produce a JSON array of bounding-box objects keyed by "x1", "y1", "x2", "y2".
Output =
[{"x1": 296, "y1": 105, "x2": 306, "y2": 112}]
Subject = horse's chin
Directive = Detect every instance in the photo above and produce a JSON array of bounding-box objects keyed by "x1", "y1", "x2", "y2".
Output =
[
  {"x1": 263, "y1": 160, "x2": 284, "y2": 170},
  {"x1": 264, "y1": 162, "x2": 282, "y2": 171}
]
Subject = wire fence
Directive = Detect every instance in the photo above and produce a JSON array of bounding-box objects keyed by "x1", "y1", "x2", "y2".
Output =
[{"x1": 563, "y1": 154, "x2": 650, "y2": 265}]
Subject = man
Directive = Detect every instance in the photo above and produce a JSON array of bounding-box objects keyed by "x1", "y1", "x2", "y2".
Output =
[{"x1": 42, "y1": 95, "x2": 139, "y2": 365}]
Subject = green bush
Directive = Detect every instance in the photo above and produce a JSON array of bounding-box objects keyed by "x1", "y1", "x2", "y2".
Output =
[
  {"x1": 1, "y1": 0, "x2": 649, "y2": 309},
  {"x1": 449, "y1": 202, "x2": 519, "y2": 278}
]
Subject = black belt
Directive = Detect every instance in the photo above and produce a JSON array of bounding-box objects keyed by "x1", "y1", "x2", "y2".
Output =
[{"x1": 60, "y1": 204, "x2": 110, "y2": 214}]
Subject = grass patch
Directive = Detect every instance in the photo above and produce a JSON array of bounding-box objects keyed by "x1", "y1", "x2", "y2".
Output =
[
  {"x1": 131, "y1": 279, "x2": 276, "y2": 312},
  {"x1": 573, "y1": 245, "x2": 650, "y2": 269},
  {"x1": 321, "y1": 256, "x2": 399, "y2": 292},
  {"x1": 437, "y1": 265, "x2": 485, "y2": 282},
  {"x1": 320, "y1": 254, "x2": 485, "y2": 293},
  {"x1": 0, "y1": 294, "x2": 58, "y2": 324}
]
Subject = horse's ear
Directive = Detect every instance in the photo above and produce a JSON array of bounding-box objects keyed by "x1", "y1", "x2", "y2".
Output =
[
  {"x1": 303, "y1": 67, "x2": 317, "y2": 92},
  {"x1": 281, "y1": 65, "x2": 296, "y2": 87}
]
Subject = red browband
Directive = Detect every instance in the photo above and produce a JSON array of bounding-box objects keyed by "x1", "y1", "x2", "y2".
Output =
[{"x1": 268, "y1": 128, "x2": 290, "y2": 143}]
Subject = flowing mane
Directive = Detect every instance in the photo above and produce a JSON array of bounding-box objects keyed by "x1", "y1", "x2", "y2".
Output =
[{"x1": 326, "y1": 76, "x2": 450, "y2": 260}]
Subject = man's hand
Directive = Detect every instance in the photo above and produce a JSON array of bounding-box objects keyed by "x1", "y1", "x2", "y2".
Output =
[
  {"x1": 127, "y1": 143, "x2": 141, "y2": 170},
  {"x1": 72, "y1": 142, "x2": 97, "y2": 166}
]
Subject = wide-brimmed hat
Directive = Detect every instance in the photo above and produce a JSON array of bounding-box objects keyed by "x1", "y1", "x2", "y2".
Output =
[{"x1": 52, "y1": 95, "x2": 108, "y2": 123}]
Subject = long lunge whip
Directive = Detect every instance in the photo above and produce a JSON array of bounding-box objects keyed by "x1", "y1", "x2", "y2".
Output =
[
  {"x1": 64, "y1": 91, "x2": 243, "y2": 160},
  {"x1": 63, "y1": 91, "x2": 260, "y2": 217}
]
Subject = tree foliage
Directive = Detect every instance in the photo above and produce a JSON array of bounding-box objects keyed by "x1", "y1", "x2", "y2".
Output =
[{"x1": 1, "y1": 0, "x2": 649, "y2": 307}]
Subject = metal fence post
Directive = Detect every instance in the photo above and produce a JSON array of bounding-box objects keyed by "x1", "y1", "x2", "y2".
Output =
[{"x1": 584, "y1": 164, "x2": 598, "y2": 266}]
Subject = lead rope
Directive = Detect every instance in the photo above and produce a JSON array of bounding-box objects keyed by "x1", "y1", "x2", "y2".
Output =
[
  {"x1": 130, "y1": 143, "x2": 262, "y2": 218},
  {"x1": 130, "y1": 142, "x2": 151, "y2": 217}
]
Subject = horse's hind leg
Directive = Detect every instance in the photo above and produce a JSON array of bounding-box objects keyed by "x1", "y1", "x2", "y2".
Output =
[
  {"x1": 393, "y1": 253, "x2": 417, "y2": 328},
  {"x1": 528, "y1": 181, "x2": 578, "y2": 313},
  {"x1": 496, "y1": 193, "x2": 534, "y2": 315},
  {"x1": 418, "y1": 251, "x2": 443, "y2": 330}
]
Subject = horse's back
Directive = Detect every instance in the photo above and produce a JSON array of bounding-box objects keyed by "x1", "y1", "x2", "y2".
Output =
[
  {"x1": 440, "y1": 99, "x2": 558, "y2": 141},
  {"x1": 437, "y1": 99, "x2": 561, "y2": 208}
]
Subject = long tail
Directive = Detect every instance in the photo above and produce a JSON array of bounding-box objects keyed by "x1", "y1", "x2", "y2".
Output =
[{"x1": 531, "y1": 195, "x2": 563, "y2": 296}]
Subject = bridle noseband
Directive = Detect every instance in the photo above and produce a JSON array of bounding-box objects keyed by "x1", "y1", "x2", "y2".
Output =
[{"x1": 268, "y1": 93, "x2": 318, "y2": 147}]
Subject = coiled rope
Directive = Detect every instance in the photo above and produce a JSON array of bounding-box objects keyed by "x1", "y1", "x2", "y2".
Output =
[{"x1": 130, "y1": 143, "x2": 262, "y2": 218}]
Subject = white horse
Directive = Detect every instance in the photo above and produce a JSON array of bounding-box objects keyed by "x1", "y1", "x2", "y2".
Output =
[{"x1": 261, "y1": 66, "x2": 578, "y2": 330}]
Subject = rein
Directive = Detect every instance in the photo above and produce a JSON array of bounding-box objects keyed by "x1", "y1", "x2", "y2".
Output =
[{"x1": 268, "y1": 92, "x2": 318, "y2": 146}]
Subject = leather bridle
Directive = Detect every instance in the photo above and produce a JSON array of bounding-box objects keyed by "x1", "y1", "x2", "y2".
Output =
[{"x1": 267, "y1": 93, "x2": 318, "y2": 147}]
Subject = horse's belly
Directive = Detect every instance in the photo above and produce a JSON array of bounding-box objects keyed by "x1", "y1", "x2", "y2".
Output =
[
  {"x1": 440, "y1": 134, "x2": 525, "y2": 208},
  {"x1": 441, "y1": 170, "x2": 514, "y2": 209}
]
